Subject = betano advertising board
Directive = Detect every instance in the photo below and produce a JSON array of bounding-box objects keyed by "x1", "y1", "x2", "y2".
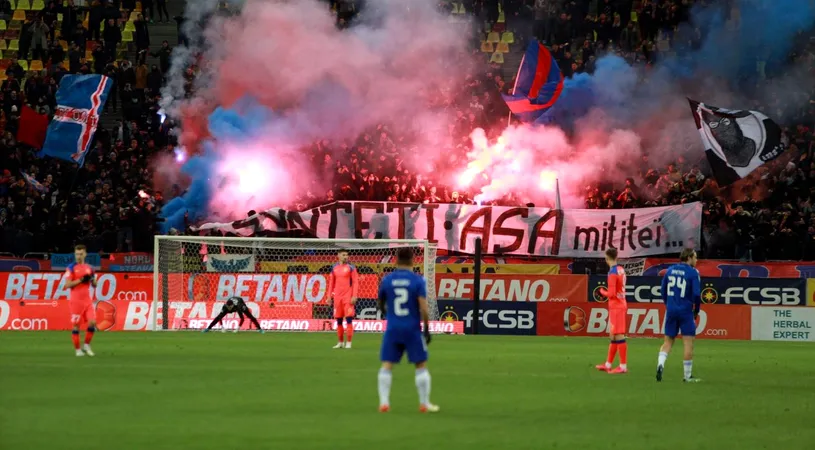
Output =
[{"x1": 0, "y1": 272, "x2": 811, "y2": 340}]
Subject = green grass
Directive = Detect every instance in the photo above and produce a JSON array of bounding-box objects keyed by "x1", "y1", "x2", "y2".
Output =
[{"x1": 1, "y1": 332, "x2": 814, "y2": 450}]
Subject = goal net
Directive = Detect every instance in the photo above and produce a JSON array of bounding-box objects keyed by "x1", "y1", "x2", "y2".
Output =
[{"x1": 152, "y1": 237, "x2": 439, "y2": 332}]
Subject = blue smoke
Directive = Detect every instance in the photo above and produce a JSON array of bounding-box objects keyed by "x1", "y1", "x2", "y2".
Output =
[
  {"x1": 160, "y1": 96, "x2": 280, "y2": 233},
  {"x1": 548, "y1": 0, "x2": 815, "y2": 124}
]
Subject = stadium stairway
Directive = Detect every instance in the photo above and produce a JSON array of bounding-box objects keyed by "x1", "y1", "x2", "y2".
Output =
[{"x1": 98, "y1": 0, "x2": 186, "y2": 133}]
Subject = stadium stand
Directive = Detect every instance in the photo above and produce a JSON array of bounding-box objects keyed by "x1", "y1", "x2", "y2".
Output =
[{"x1": 1, "y1": 0, "x2": 814, "y2": 263}]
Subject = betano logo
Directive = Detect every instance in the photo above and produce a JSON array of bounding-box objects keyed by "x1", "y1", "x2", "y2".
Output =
[{"x1": 564, "y1": 306, "x2": 587, "y2": 332}]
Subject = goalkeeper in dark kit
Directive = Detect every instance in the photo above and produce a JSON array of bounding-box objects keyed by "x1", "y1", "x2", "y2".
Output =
[{"x1": 203, "y1": 297, "x2": 264, "y2": 333}]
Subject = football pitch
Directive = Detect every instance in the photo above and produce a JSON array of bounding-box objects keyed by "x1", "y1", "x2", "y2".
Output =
[{"x1": 1, "y1": 332, "x2": 813, "y2": 450}]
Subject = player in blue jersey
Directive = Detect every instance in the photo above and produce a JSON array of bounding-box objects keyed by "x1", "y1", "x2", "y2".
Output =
[
  {"x1": 376, "y1": 247, "x2": 439, "y2": 414},
  {"x1": 657, "y1": 248, "x2": 702, "y2": 383}
]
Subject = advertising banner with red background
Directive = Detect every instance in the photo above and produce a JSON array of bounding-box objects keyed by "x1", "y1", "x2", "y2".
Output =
[
  {"x1": 435, "y1": 273, "x2": 587, "y2": 302},
  {"x1": 537, "y1": 303, "x2": 752, "y2": 340},
  {"x1": 0, "y1": 272, "x2": 462, "y2": 332}
]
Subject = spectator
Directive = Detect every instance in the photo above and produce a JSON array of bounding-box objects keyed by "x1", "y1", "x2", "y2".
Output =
[
  {"x1": 89, "y1": 0, "x2": 105, "y2": 42},
  {"x1": 156, "y1": 0, "x2": 170, "y2": 23},
  {"x1": 60, "y1": 0, "x2": 80, "y2": 42},
  {"x1": 103, "y1": 18, "x2": 121, "y2": 63},
  {"x1": 151, "y1": 40, "x2": 172, "y2": 75},
  {"x1": 134, "y1": 14, "x2": 150, "y2": 53}
]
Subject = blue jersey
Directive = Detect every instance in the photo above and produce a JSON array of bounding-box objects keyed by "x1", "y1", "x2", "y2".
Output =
[
  {"x1": 378, "y1": 269, "x2": 427, "y2": 330},
  {"x1": 660, "y1": 263, "x2": 701, "y2": 315}
]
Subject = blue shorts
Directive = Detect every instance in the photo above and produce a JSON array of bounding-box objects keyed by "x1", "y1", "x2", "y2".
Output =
[
  {"x1": 664, "y1": 312, "x2": 696, "y2": 338},
  {"x1": 380, "y1": 327, "x2": 428, "y2": 364}
]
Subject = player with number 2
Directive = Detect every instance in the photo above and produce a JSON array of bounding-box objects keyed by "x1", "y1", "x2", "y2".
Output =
[
  {"x1": 376, "y1": 247, "x2": 438, "y2": 413},
  {"x1": 595, "y1": 248, "x2": 629, "y2": 374},
  {"x1": 657, "y1": 248, "x2": 702, "y2": 383}
]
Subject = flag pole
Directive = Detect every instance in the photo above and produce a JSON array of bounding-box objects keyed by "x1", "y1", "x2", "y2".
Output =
[
  {"x1": 506, "y1": 52, "x2": 526, "y2": 128},
  {"x1": 555, "y1": 178, "x2": 562, "y2": 210}
]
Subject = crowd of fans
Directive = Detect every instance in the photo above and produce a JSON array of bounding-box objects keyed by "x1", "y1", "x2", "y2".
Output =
[{"x1": 1, "y1": 0, "x2": 814, "y2": 262}]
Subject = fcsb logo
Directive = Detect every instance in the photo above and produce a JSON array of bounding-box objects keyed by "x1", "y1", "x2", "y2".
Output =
[
  {"x1": 439, "y1": 305, "x2": 459, "y2": 322},
  {"x1": 563, "y1": 306, "x2": 587, "y2": 332},
  {"x1": 591, "y1": 284, "x2": 608, "y2": 303},
  {"x1": 701, "y1": 283, "x2": 719, "y2": 304}
]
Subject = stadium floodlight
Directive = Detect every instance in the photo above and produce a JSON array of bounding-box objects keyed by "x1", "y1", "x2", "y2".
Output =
[{"x1": 152, "y1": 237, "x2": 438, "y2": 331}]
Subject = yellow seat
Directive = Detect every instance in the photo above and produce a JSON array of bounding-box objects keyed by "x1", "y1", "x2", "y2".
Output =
[
  {"x1": 31, "y1": 0, "x2": 44, "y2": 10},
  {"x1": 0, "y1": 72, "x2": 7, "y2": 82},
  {"x1": 124, "y1": 20, "x2": 135, "y2": 32},
  {"x1": 8, "y1": 39, "x2": 18, "y2": 51},
  {"x1": 497, "y1": 11, "x2": 505, "y2": 23},
  {"x1": 12, "y1": 9, "x2": 25, "y2": 21},
  {"x1": 122, "y1": 30, "x2": 133, "y2": 42},
  {"x1": 480, "y1": 41, "x2": 494, "y2": 53},
  {"x1": 452, "y1": 2, "x2": 463, "y2": 14},
  {"x1": 135, "y1": 1, "x2": 142, "y2": 11},
  {"x1": 29, "y1": 59, "x2": 42, "y2": 71},
  {"x1": 495, "y1": 42, "x2": 510, "y2": 53},
  {"x1": 0, "y1": 40, "x2": 6, "y2": 50},
  {"x1": 631, "y1": 11, "x2": 638, "y2": 23},
  {"x1": 486, "y1": 31, "x2": 500, "y2": 44},
  {"x1": 59, "y1": 39, "x2": 67, "y2": 50},
  {"x1": 489, "y1": 51, "x2": 504, "y2": 64},
  {"x1": 0, "y1": 20, "x2": 6, "y2": 31},
  {"x1": 17, "y1": 0, "x2": 31, "y2": 10},
  {"x1": 9, "y1": 20, "x2": 20, "y2": 30},
  {"x1": 500, "y1": 31, "x2": 514, "y2": 44},
  {"x1": 8, "y1": 0, "x2": 14, "y2": 9},
  {"x1": 18, "y1": 59, "x2": 27, "y2": 70},
  {"x1": 57, "y1": 13, "x2": 62, "y2": 21}
]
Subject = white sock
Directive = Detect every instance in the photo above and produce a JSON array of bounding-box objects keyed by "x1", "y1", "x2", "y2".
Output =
[
  {"x1": 683, "y1": 360, "x2": 693, "y2": 380},
  {"x1": 658, "y1": 351, "x2": 668, "y2": 368},
  {"x1": 415, "y1": 368, "x2": 431, "y2": 406},
  {"x1": 378, "y1": 368, "x2": 392, "y2": 407},
  {"x1": 604, "y1": 361, "x2": 612, "y2": 368}
]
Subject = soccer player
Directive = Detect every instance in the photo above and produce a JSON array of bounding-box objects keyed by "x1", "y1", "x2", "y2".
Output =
[
  {"x1": 64, "y1": 244, "x2": 97, "y2": 357},
  {"x1": 328, "y1": 250, "x2": 359, "y2": 349},
  {"x1": 377, "y1": 247, "x2": 438, "y2": 413},
  {"x1": 203, "y1": 297, "x2": 264, "y2": 332},
  {"x1": 595, "y1": 248, "x2": 628, "y2": 374},
  {"x1": 657, "y1": 248, "x2": 702, "y2": 383}
]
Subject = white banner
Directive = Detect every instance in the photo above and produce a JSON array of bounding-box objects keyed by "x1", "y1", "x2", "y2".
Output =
[
  {"x1": 751, "y1": 307, "x2": 815, "y2": 342},
  {"x1": 206, "y1": 254, "x2": 256, "y2": 273},
  {"x1": 193, "y1": 201, "x2": 702, "y2": 258}
]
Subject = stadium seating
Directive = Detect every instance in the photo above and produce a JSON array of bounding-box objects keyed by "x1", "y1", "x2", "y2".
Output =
[
  {"x1": 31, "y1": 0, "x2": 44, "y2": 11},
  {"x1": 16, "y1": 0, "x2": 30, "y2": 10},
  {"x1": 29, "y1": 59, "x2": 42, "y2": 71}
]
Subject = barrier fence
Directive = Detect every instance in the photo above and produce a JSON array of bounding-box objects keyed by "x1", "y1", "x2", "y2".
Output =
[{"x1": 0, "y1": 271, "x2": 813, "y2": 341}]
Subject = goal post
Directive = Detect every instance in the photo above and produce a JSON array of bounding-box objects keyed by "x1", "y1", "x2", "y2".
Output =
[{"x1": 152, "y1": 236, "x2": 441, "y2": 332}]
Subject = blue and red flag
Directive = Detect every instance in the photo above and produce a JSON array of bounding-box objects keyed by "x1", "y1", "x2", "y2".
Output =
[
  {"x1": 502, "y1": 40, "x2": 564, "y2": 123},
  {"x1": 21, "y1": 172, "x2": 47, "y2": 193},
  {"x1": 40, "y1": 74, "x2": 112, "y2": 167}
]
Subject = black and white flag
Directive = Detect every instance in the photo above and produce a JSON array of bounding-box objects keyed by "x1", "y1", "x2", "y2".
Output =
[{"x1": 689, "y1": 99, "x2": 787, "y2": 186}]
